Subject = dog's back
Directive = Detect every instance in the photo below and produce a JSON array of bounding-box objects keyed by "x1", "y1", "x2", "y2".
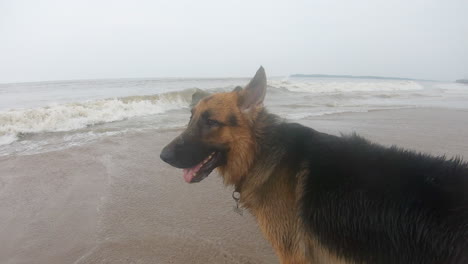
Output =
[{"x1": 273, "y1": 122, "x2": 468, "y2": 263}]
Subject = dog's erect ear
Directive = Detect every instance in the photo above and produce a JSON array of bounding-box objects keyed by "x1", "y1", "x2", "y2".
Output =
[{"x1": 238, "y1": 66, "x2": 267, "y2": 112}]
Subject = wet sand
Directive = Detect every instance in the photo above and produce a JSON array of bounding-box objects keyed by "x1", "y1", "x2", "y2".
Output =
[{"x1": 1, "y1": 108, "x2": 467, "y2": 264}]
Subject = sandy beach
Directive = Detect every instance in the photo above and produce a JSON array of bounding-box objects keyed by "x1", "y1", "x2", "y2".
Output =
[{"x1": 1, "y1": 107, "x2": 467, "y2": 264}]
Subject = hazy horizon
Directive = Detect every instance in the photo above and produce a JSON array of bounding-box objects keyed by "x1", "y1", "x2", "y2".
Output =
[
  {"x1": 1, "y1": 0, "x2": 467, "y2": 83},
  {"x1": 0, "y1": 72, "x2": 447, "y2": 85}
]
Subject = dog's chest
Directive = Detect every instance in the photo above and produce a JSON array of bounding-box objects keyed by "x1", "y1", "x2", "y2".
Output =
[{"x1": 242, "y1": 177, "x2": 309, "y2": 262}]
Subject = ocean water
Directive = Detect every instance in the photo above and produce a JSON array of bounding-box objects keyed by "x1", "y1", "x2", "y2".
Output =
[{"x1": 1, "y1": 77, "x2": 467, "y2": 156}]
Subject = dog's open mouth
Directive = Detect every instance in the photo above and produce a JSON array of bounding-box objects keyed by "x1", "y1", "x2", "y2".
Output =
[{"x1": 183, "y1": 151, "x2": 223, "y2": 183}]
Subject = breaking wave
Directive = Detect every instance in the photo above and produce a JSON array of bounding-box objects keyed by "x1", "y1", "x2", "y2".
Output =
[
  {"x1": 0, "y1": 89, "x2": 199, "y2": 145},
  {"x1": 269, "y1": 80, "x2": 424, "y2": 93}
]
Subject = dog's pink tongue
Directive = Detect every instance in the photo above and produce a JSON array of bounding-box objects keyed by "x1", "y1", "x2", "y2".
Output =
[{"x1": 183, "y1": 163, "x2": 203, "y2": 183}]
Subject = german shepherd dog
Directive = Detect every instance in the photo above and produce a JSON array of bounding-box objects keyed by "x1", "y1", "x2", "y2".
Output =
[{"x1": 160, "y1": 67, "x2": 468, "y2": 264}]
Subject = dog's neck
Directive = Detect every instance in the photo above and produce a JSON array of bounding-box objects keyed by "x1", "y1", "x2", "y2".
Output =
[{"x1": 221, "y1": 108, "x2": 284, "y2": 192}]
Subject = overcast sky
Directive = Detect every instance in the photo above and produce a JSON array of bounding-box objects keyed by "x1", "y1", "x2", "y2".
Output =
[{"x1": 1, "y1": 0, "x2": 467, "y2": 83}]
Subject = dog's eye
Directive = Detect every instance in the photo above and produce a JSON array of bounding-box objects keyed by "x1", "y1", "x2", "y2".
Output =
[{"x1": 206, "y1": 119, "x2": 220, "y2": 127}]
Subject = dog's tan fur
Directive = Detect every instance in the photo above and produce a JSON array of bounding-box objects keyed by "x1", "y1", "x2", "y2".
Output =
[{"x1": 193, "y1": 91, "x2": 257, "y2": 185}]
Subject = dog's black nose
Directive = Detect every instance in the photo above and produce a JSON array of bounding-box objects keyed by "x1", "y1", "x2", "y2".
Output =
[{"x1": 160, "y1": 147, "x2": 175, "y2": 164}]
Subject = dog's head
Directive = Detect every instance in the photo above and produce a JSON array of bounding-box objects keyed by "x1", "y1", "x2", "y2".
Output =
[{"x1": 160, "y1": 67, "x2": 267, "y2": 184}]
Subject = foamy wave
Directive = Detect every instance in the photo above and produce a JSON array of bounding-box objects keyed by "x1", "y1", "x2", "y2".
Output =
[
  {"x1": 269, "y1": 80, "x2": 424, "y2": 93},
  {"x1": 0, "y1": 90, "x2": 193, "y2": 145},
  {"x1": 285, "y1": 110, "x2": 368, "y2": 120},
  {"x1": 0, "y1": 134, "x2": 17, "y2": 145}
]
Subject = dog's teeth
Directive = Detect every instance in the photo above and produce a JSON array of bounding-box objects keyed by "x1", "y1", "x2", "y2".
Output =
[{"x1": 202, "y1": 152, "x2": 215, "y2": 165}]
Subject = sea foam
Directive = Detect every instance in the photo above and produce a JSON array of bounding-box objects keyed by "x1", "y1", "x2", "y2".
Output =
[
  {"x1": 0, "y1": 90, "x2": 193, "y2": 146},
  {"x1": 269, "y1": 80, "x2": 424, "y2": 93}
]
